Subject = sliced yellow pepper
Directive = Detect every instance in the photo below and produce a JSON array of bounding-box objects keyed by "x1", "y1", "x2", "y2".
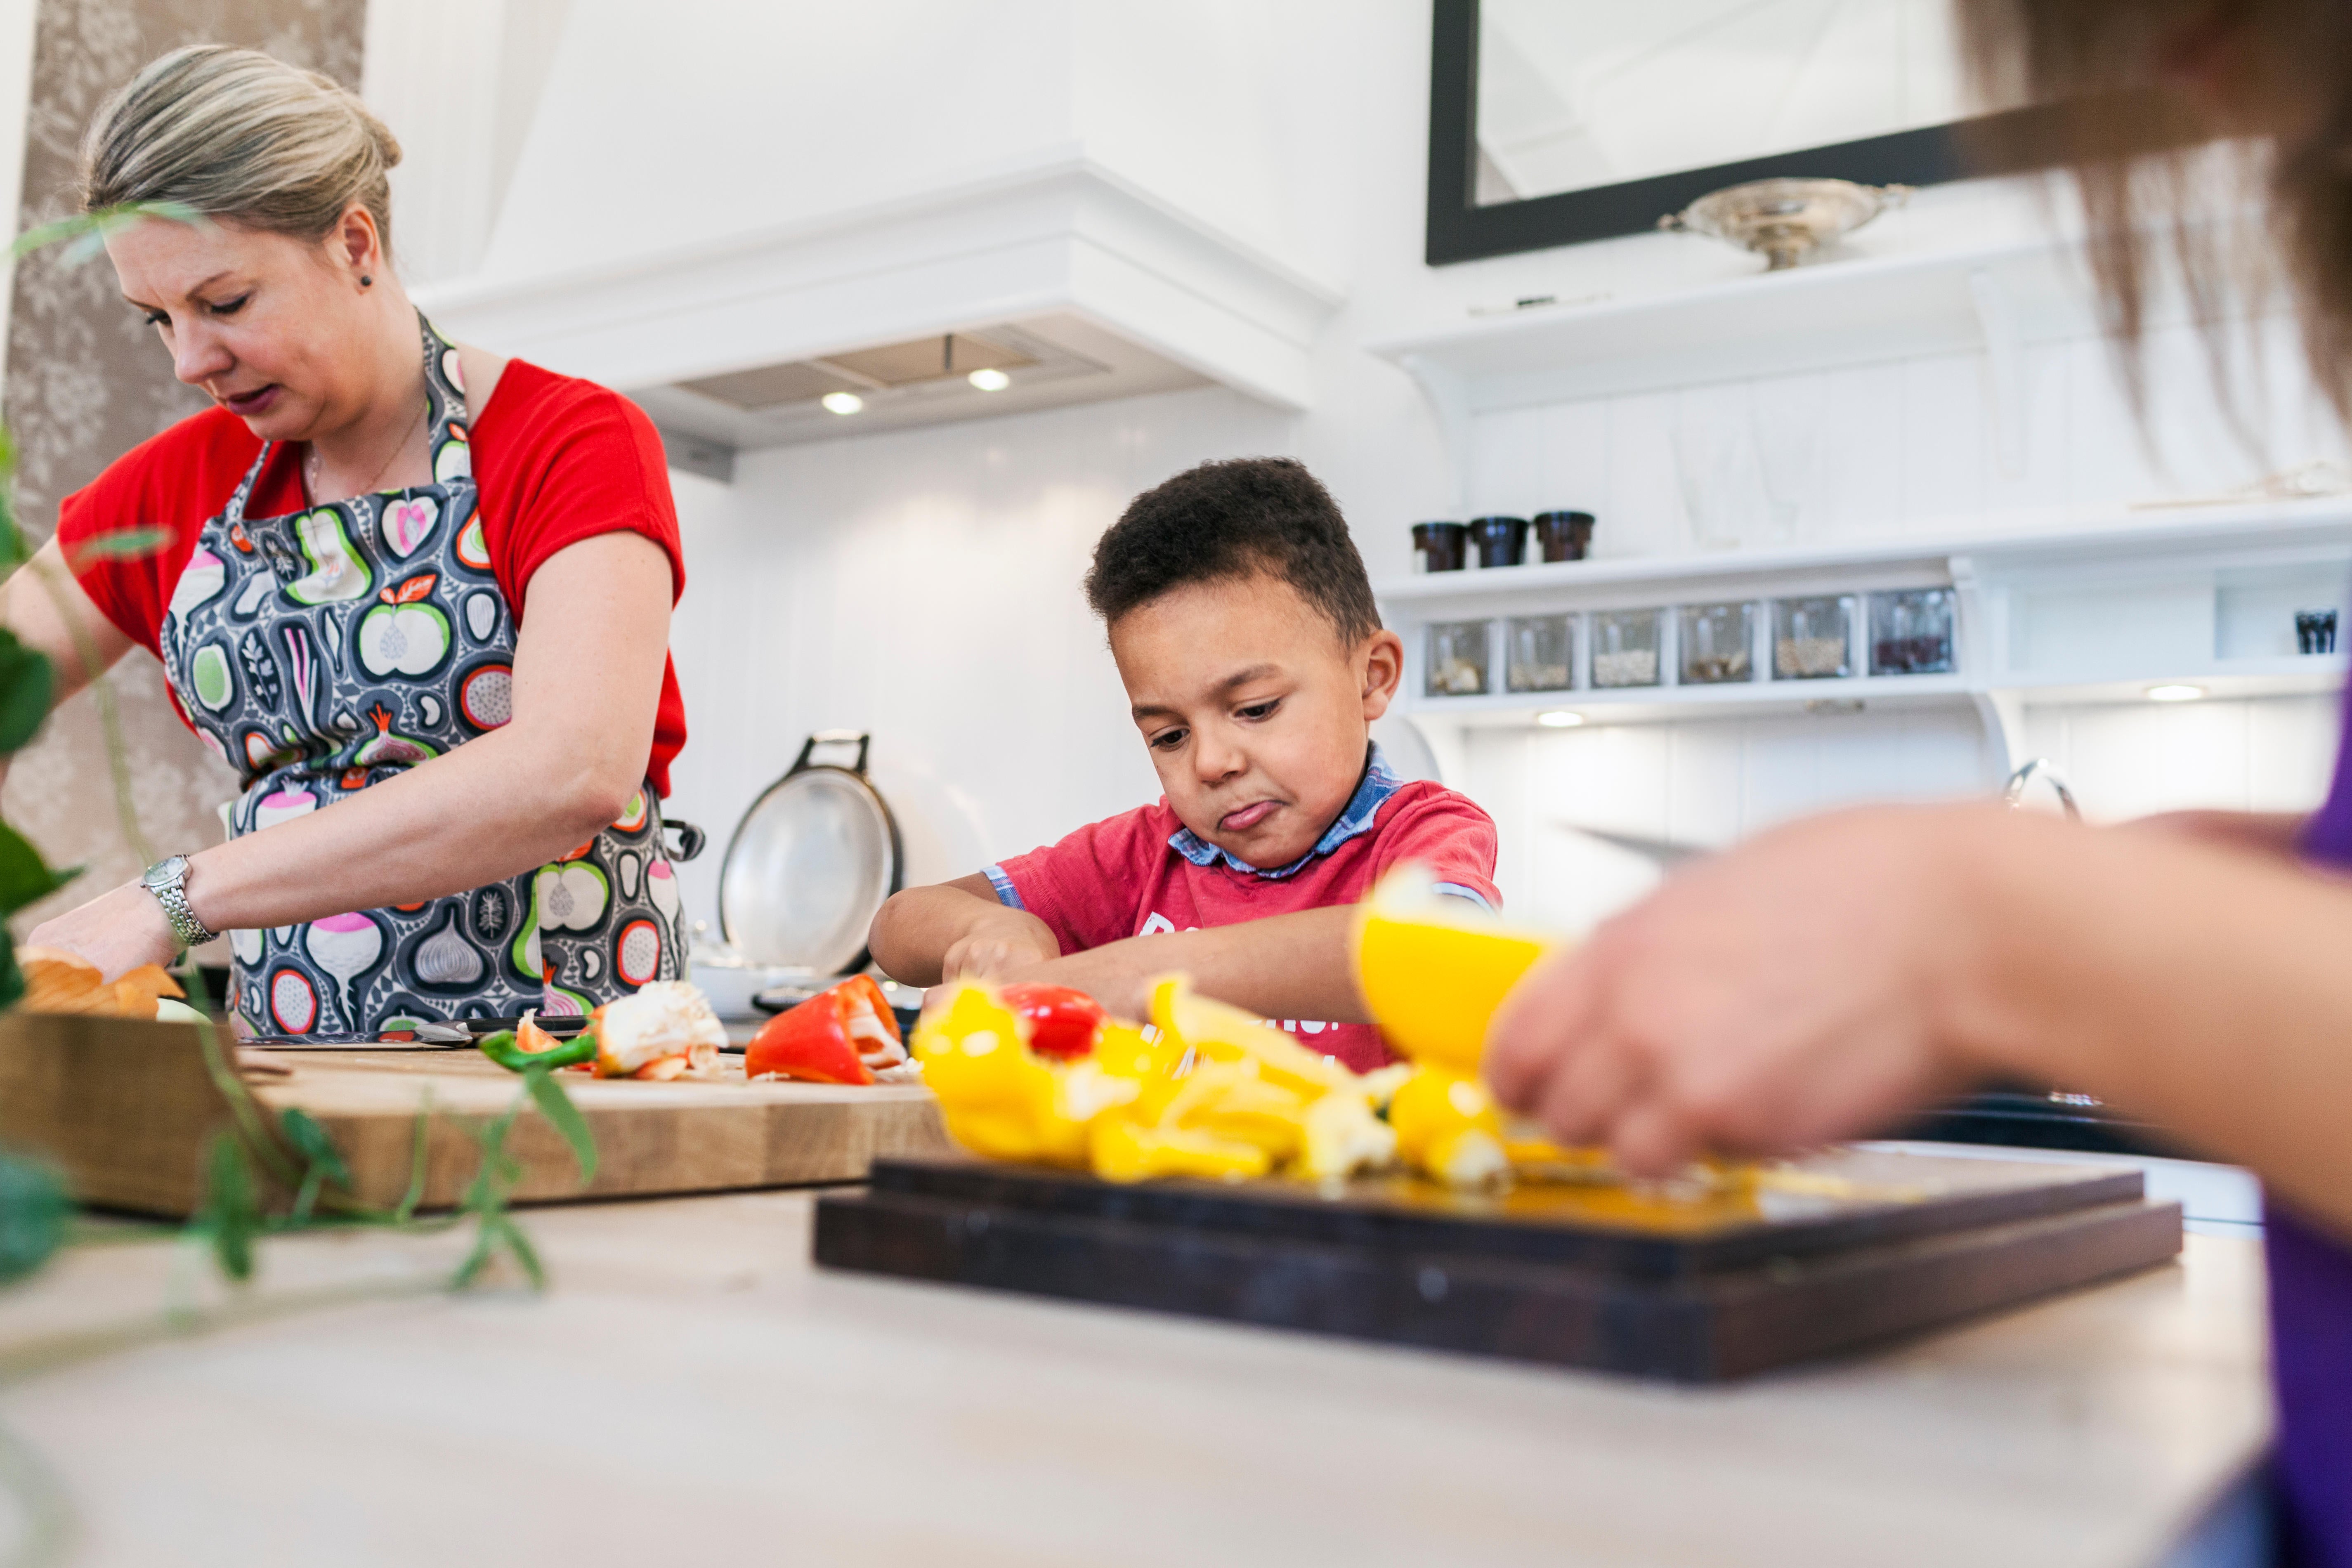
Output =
[
  {"x1": 1161, "y1": 1062, "x2": 1310, "y2": 1161},
  {"x1": 1148, "y1": 975, "x2": 1358, "y2": 1097},
  {"x1": 1091, "y1": 1020, "x2": 1189, "y2": 1122},
  {"x1": 1390, "y1": 1065, "x2": 1510, "y2": 1188},
  {"x1": 1090, "y1": 1119, "x2": 1272, "y2": 1184}
]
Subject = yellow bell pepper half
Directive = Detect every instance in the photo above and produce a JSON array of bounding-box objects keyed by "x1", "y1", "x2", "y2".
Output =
[{"x1": 1351, "y1": 864, "x2": 1558, "y2": 1075}]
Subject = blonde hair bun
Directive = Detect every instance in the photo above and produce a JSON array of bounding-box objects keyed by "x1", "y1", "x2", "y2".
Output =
[{"x1": 80, "y1": 44, "x2": 400, "y2": 257}]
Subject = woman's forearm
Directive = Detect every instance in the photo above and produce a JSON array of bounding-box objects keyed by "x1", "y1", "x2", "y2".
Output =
[
  {"x1": 176, "y1": 720, "x2": 630, "y2": 932},
  {"x1": 1956, "y1": 817, "x2": 2352, "y2": 1229}
]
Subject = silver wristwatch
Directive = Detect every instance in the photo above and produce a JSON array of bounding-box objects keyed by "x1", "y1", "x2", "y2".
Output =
[{"x1": 140, "y1": 856, "x2": 217, "y2": 949}]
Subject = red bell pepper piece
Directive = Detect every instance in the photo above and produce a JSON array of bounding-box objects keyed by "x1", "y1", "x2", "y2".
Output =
[
  {"x1": 997, "y1": 982, "x2": 1107, "y2": 1060},
  {"x1": 746, "y1": 976, "x2": 900, "y2": 1084}
]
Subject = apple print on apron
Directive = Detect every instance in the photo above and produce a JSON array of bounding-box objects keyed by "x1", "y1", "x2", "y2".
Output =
[{"x1": 158, "y1": 314, "x2": 685, "y2": 1035}]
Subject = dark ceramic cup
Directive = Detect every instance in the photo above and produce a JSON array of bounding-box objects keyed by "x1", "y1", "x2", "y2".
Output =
[
  {"x1": 1411, "y1": 521, "x2": 1468, "y2": 572},
  {"x1": 1469, "y1": 515, "x2": 1529, "y2": 568},
  {"x1": 1533, "y1": 510, "x2": 1596, "y2": 562}
]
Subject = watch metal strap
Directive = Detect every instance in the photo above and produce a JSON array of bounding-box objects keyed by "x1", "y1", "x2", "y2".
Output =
[{"x1": 145, "y1": 861, "x2": 217, "y2": 948}]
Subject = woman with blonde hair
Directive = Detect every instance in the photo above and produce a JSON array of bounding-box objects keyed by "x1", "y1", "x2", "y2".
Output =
[
  {"x1": 7, "y1": 45, "x2": 693, "y2": 1032},
  {"x1": 1488, "y1": 4, "x2": 2352, "y2": 1561}
]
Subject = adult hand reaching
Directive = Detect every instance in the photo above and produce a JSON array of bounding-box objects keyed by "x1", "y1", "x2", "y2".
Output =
[{"x1": 1483, "y1": 805, "x2": 2010, "y2": 1177}]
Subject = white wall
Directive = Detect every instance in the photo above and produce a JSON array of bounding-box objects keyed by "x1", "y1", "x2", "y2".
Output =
[
  {"x1": 661, "y1": 383, "x2": 1298, "y2": 931},
  {"x1": 377, "y1": 0, "x2": 2348, "y2": 939}
]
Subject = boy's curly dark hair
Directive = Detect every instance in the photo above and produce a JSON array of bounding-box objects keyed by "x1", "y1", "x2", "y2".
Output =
[{"x1": 1084, "y1": 457, "x2": 1381, "y2": 643}]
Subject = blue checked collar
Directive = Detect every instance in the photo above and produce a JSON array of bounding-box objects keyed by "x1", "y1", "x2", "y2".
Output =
[{"x1": 1168, "y1": 744, "x2": 1402, "y2": 879}]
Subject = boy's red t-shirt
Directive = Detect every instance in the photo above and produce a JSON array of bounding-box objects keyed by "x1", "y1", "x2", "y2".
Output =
[
  {"x1": 54, "y1": 359, "x2": 689, "y2": 796},
  {"x1": 985, "y1": 747, "x2": 1501, "y2": 1072}
]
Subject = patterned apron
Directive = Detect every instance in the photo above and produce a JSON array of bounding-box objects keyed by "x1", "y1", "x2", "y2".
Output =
[{"x1": 157, "y1": 315, "x2": 685, "y2": 1034}]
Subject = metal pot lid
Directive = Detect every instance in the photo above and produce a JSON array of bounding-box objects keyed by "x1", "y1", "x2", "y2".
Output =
[{"x1": 717, "y1": 734, "x2": 901, "y2": 975}]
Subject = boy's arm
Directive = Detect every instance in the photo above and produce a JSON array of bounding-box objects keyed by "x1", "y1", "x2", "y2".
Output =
[
  {"x1": 1001, "y1": 907, "x2": 1365, "y2": 1025},
  {"x1": 868, "y1": 874, "x2": 1061, "y2": 987}
]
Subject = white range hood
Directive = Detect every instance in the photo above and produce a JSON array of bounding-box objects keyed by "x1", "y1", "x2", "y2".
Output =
[{"x1": 395, "y1": 0, "x2": 1347, "y2": 476}]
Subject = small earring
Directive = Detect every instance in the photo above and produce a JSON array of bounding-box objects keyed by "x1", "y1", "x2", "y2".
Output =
[{"x1": 360, "y1": 275, "x2": 373, "y2": 287}]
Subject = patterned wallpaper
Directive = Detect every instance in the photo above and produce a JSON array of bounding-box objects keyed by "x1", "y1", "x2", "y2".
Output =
[{"x1": 0, "y1": 0, "x2": 364, "y2": 935}]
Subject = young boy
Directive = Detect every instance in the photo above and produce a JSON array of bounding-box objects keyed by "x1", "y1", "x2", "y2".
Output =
[{"x1": 867, "y1": 458, "x2": 1499, "y2": 1073}]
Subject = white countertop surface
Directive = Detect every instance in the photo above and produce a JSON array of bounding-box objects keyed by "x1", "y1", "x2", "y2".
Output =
[{"x1": 0, "y1": 1191, "x2": 2269, "y2": 1567}]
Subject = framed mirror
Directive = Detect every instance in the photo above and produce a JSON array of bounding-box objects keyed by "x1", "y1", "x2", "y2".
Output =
[{"x1": 1426, "y1": 0, "x2": 2051, "y2": 266}]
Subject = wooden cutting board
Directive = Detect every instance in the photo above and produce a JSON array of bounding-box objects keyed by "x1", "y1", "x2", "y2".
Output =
[
  {"x1": 815, "y1": 1150, "x2": 2184, "y2": 1381},
  {"x1": 0, "y1": 1012, "x2": 947, "y2": 1216}
]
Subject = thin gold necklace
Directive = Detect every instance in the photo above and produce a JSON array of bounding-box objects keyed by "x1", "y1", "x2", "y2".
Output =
[{"x1": 305, "y1": 394, "x2": 428, "y2": 503}]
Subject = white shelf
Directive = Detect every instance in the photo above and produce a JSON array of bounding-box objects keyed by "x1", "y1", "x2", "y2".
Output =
[
  {"x1": 1414, "y1": 673, "x2": 1976, "y2": 731},
  {"x1": 1382, "y1": 502, "x2": 2352, "y2": 772},
  {"x1": 1365, "y1": 233, "x2": 2090, "y2": 413},
  {"x1": 1375, "y1": 499, "x2": 2352, "y2": 607}
]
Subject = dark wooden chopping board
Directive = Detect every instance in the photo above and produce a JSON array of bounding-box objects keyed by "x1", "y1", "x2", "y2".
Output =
[{"x1": 812, "y1": 1149, "x2": 2183, "y2": 1381}]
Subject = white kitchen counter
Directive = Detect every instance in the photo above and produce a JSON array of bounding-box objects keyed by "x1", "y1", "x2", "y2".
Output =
[{"x1": 0, "y1": 1191, "x2": 2269, "y2": 1567}]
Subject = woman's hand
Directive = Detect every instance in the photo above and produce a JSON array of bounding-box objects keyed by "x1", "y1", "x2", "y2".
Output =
[
  {"x1": 25, "y1": 880, "x2": 180, "y2": 979},
  {"x1": 1484, "y1": 805, "x2": 2010, "y2": 1176}
]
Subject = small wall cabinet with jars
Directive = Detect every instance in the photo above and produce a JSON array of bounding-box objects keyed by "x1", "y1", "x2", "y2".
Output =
[{"x1": 1417, "y1": 588, "x2": 1957, "y2": 703}]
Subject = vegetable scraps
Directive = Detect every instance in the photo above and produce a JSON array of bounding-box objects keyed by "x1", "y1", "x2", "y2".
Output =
[
  {"x1": 476, "y1": 980, "x2": 726, "y2": 1080},
  {"x1": 745, "y1": 975, "x2": 910, "y2": 1085}
]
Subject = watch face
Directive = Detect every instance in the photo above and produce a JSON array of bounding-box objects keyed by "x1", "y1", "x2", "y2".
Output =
[{"x1": 144, "y1": 856, "x2": 184, "y2": 889}]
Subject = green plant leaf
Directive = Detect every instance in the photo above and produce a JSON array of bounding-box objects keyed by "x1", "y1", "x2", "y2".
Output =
[
  {"x1": 0, "y1": 1151, "x2": 69, "y2": 1285},
  {"x1": 522, "y1": 1066, "x2": 597, "y2": 1185},
  {"x1": 11, "y1": 200, "x2": 206, "y2": 263},
  {"x1": 196, "y1": 1133, "x2": 257, "y2": 1283},
  {"x1": 0, "y1": 927, "x2": 22, "y2": 1014},
  {"x1": 0, "y1": 631, "x2": 52, "y2": 755},
  {"x1": 278, "y1": 1108, "x2": 351, "y2": 1188},
  {"x1": 496, "y1": 1216, "x2": 544, "y2": 1289},
  {"x1": 0, "y1": 824, "x2": 72, "y2": 916}
]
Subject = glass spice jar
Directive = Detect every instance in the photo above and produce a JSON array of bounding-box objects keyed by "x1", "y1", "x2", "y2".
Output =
[
  {"x1": 1590, "y1": 608, "x2": 1663, "y2": 688},
  {"x1": 1425, "y1": 620, "x2": 1490, "y2": 697},
  {"x1": 1679, "y1": 601, "x2": 1755, "y2": 684},
  {"x1": 1506, "y1": 614, "x2": 1575, "y2": 692},
  {"x1": 1868, "y1": 588, "x2": 1957, "y2": 675},
  {"x1": 1773, "y1": 595, "x2": 1854, "y2": 680}
]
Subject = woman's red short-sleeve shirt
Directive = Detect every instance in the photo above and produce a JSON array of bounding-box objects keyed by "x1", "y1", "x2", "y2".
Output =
[{"x1": 53, "y1": 359, "x2": 689, "y2": 797}]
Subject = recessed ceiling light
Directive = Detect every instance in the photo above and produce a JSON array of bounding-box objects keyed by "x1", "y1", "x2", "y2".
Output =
[
  {"x1": 967, "y1": 367, "x2": 1011, "y2": 392},
  {"x1": 2146, "y1": 683, "x2": 2206, "y2": 703},
  {"x1": 1536, "y1": 710, "x2": 1585, "y2": 728},
  {"x1": 821, "y1": 392, "x2": 864, "y2": 415}
]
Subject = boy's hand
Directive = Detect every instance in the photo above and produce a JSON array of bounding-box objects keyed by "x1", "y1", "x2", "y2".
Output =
[{"x1": 868, "y1": 874, "x2": 1063, "y2": 989}]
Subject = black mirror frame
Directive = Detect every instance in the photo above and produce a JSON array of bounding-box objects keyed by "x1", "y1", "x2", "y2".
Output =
[{"x1": 1426, "y1": 0, "x2": 2059, "y2": 267}]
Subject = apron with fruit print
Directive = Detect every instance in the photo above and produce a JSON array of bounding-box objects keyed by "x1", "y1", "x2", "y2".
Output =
[{"x1": 156, "y1": 314, "x2": 686, "y2": 1035}]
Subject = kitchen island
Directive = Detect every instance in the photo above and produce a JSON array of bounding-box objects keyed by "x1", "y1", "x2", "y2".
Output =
[{"x1": 0, "y1": 1190, "x2": 2267, "y2": 1566}]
